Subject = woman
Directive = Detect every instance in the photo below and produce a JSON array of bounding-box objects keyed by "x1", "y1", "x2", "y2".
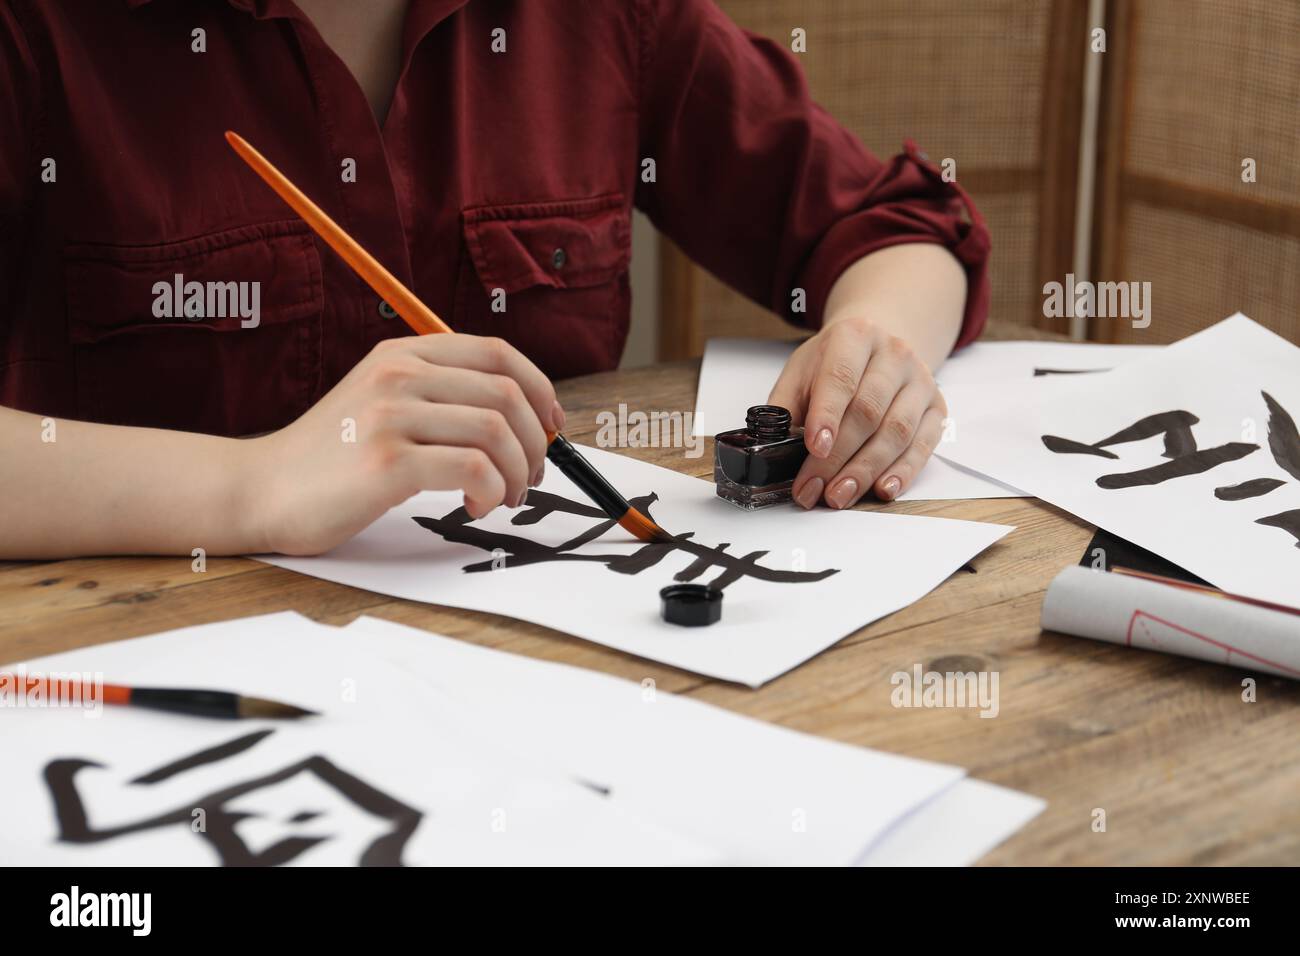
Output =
[{"x1": 0, "y1": 0, "x2": 987, "y2": 558}]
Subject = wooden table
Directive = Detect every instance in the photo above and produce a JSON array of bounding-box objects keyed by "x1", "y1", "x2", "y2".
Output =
[{"x1": 4, "y1": 352, "x2": 1298, "y2": 865}]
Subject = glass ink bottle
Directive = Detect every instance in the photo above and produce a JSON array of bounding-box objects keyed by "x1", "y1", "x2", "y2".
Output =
[{"x1": 714, "y1": 405, "x2": 810, "y2": 510}]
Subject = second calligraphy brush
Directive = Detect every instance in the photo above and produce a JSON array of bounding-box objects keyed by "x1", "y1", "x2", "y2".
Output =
[
  {"x1": 10, "y1": 677, "x2": 316, "y2": 720},
  {"x1": 225, "y1": 131, "x2": 669, "y2": 544}
]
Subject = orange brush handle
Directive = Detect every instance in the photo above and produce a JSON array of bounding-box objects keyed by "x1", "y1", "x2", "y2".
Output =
[
  {"x1": 225, "y1": 131, "x2": 558, "y2": 444},
  {"x1": 2, "y1": 675, "x2": 130, "y2": 705},
  {"x1": 225, "y1": 131, "x2": 450, "y2": 336}
]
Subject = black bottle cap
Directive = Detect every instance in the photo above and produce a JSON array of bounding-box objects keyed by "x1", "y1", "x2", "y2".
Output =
[{"x1": 660, "y1": 584, "x2": 723, "y2": 627}]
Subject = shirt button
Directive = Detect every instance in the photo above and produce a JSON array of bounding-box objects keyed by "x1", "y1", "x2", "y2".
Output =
[
  {"x1": 377, "y1": 299, "x2": 398, "y2": 319},
  {"x1": 551, "y1": 247, "x2": 566, "y2": 270}
]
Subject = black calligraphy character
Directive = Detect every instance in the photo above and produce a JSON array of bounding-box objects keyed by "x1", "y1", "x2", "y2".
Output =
[
  {"x1": 1032, "y1": 367, "x2": 1109, "y2": 377},
  {"x1": 1042, "y1": 410, "x2": 1258, "y2": 488},
  {"x1": 1256, "y1": 509, "x2": 1300, "y2": 549},
  {"x1": 1044, "y1": 392, "x2": 1300, "y2": 553},
  {"x1": 1263, "y1": 391, "x2": 1300, "y2": 481},
  {"x1": 1214, "y1": 477, "x2": 1285, "y2": 501},
  {"x1": 1252, "y1": 392, "x2": 1300, "y2": 546},
  {"x1": 413, "y1": 489, "x2": 839, "y2": 589},
  {"x1": 44, "y1": 730, "x2": 422, "y2": 866}
]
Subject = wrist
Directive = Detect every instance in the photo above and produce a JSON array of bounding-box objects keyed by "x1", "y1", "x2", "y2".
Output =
[
  {"x1": 821, "y1": 245, "x2": 965, "y2": 369},
  {"x1": 228, "y1": 433, "x2": 278, "y2": 555}
]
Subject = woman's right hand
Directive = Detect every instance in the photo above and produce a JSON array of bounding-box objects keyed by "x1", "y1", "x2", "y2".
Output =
[{"x1": 248, "y1": 334, "x2": 564, "y2": 556}]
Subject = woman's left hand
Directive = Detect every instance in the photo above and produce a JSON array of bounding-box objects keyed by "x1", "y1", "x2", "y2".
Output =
[{"x1": 768, "y1": 314, "x2": 948, "y2": 509}]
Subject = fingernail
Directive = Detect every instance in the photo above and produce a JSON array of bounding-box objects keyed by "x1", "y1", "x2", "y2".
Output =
[
  {"x1": 532, "y1": 462, "x2": 545, "y2": 486},
  {"x1": 516, "y1": 489, "x2": 529, "y2": 508},
  {"x1": 827, "y1": 477, "x2": 859, "y2": 509},
  {"x1": 812, "y1": 428, "x2": 834, "y2": 458},
  {"x1": 794, "y1": 476, "x2": 824, "y2": 510},
  {"x1": 551, "y1": 401, "x2": 567, "y2": 432},
  {"x1": 880, "y1": 475, "x2": 901, "y2": 500}
]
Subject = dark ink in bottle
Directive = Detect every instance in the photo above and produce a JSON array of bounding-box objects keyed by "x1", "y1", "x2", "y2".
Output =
[{"x1": 714, "y1": 405, "x2": 810, "y2": 509}]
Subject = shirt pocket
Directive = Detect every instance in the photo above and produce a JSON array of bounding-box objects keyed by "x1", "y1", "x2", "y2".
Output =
[
  {"x1": 454, "y1": 193, "x2": 631, "y2": 379},
  {"x1": 63, "y1": 220, "x2": 324, "y2": 436}
]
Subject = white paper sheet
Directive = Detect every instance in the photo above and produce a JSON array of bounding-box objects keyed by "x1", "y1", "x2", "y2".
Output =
[
  {"x1": 858, "y1": 778, "x2": 1045, "y2": 866},
  {"x1": 343, "y1": 614, "x2": 1044, "y2": 865},
  {"x1": 262, "y1": 445, "x2": 1012, "y2": 686},
  {"x1": 342, "y1": 615, "x2": 978, "y2": 865},
  {"x1": 934, "y1": 340, "x2": 1159, "y2": 386},
  {"x1": 693, "y1": 337, "x2": 804, "y2": 439},
  {"x1": 939, "y1": 314, "x2": 1300, "y2": 610},
  {"x1": 904, "y1": 463, "x2": 1023, "y2": 499},
  {"x1": 0, "y1": 614, "x2": 718, "y2": 866},
  {"x1": 691, "y1": 338, "x2": 1157, "y2": 500},
  {"x1": 0, "y1": 612, "x2": 1045, "y2": 866}
]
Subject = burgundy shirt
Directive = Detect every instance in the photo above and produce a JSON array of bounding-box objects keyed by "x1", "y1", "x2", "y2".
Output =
[{"x1": 0, "y1": 0, "x2": 990, "y2": 437}]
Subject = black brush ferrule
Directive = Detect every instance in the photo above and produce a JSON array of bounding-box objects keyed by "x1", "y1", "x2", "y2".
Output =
[
  {"x1": 545, "y1": 434, "x2": 631, "y2": 522},
  {"x1": 130, "y1": 687, "x2": 241, "y2": 719}
]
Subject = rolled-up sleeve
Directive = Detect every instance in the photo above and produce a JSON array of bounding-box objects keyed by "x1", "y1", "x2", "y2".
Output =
[{"x1": 634, "y1": 0, "x2": 991, "y2": 350}]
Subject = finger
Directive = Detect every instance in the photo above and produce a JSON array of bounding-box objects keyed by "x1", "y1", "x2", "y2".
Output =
[
  {"x1": 400, "y1": 334, "x2": 563, "y2": 434},
  {"x1": 406, "y1": 445, "x2": 507, "y2": 519},
  {"x1": 406, "y1": 365, "x2": 549, "y2": 482},
  {"x1": 791, "y1": 358, "x2": 910, "y2": 507},
  {"x1": 393, "y1": 401, "x2": 532, "y2": 507},
  {"x1": 823, "y1": 379, "x2": 934, "y2": 509},
  {"x1": 801, "y1": 322, "x2": 874, "y2": 458},
  {"x1": 874, "y1": 404, "x2": 946, "y2": 501},
  {"x1": 767, "y1": 339, "x2": 817, "y2": 428}
]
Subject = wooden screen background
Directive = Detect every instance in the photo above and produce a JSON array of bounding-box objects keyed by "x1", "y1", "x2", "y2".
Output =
[
  {"x1": 1092, "y1": 0, "x2": 1300, "y2": 344},
  {"x1": 657, "y1": 0, "x2": 1300, "y2": 358}
]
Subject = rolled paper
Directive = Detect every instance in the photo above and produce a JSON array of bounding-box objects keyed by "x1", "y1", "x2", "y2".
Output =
[{"x1": 1041, "y1": 564, "x2": 1300, "y2": 680}]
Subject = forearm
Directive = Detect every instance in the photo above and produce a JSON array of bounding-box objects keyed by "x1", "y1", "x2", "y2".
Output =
[
  {"x1": 822, "y1": 243, "x2": 968, "y2": 371},
  {"x1": 0, "y1": 406, "x2": 265, "y2": 559}
]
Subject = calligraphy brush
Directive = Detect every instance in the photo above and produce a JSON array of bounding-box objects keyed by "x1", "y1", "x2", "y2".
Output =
[
  {"x1": 224, "y1": 131, "x2": 670, "y2": 544},
  {"x1": 10, "y1": 676, "x2": 317, "y2": 720}
]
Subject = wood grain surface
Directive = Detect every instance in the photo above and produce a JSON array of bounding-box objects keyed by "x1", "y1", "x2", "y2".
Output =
[{"x1": 4, "y1": 336, "x2": 1296, "y2": 864}]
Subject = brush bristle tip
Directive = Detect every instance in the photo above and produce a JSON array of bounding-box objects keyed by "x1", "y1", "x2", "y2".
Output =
[{"x1": 237, "y1": 697, "x2": 319, "y2": 720}]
